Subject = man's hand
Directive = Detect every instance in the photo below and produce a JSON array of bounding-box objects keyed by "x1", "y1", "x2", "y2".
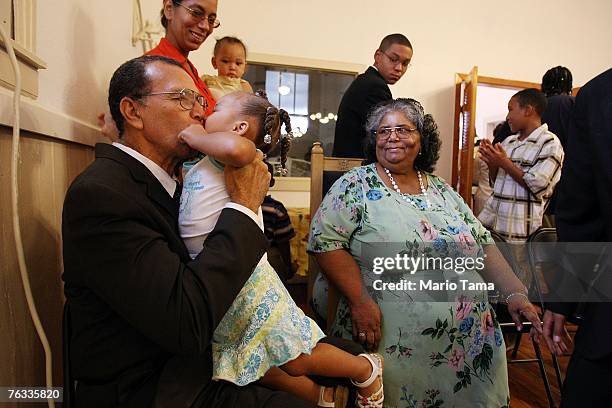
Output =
[
  {"x1": 543, "y1": 309, "x2": 572, "y2": 356},
  {"x1": 224, "y1": 150, "x2": 270, "y2": 213},
  {"x1": 350, "y1": 297, "x2": 382, "y2": 351}
]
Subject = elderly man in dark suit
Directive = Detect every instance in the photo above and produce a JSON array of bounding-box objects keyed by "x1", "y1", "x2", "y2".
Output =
[
  {"x1": 543, "y1": 68, "x2": 612, "y2": 407},
  {"x1": 62, "y1": 55, "x2": 314, "y2": 407},
  {"x1": 332, "y1": 34, "x2": 413, "y2": 158}
]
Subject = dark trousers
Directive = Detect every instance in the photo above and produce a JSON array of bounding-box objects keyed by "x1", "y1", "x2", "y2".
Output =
[
  {"x1": 193, "y1": 381, "x2": 312, "y2": 408},
  {"x1": 561, "y1": 351, "x2": 612, "y2": 407},
  {"x1": 192, "y1": 336, "x2": 364, "y2": 408}
]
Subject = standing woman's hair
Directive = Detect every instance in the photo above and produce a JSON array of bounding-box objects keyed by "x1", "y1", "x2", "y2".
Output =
[
  {"x1": 160, "y1": 0, "x2": 183, "y2": 29},
  {"x1": 238, "y1": 91, "x2": 293, "y2": 172}
]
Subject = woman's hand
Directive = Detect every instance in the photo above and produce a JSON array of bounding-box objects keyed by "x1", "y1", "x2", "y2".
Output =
[
  {"x1": 97, "y1": 111, "x2": 120, "y2": 142},
  {"x1": 506, "y1": 294, "x2": 543, "y2": 341},
  {"x1": 349, "y1": 297, "x2": 382, "y2": 352}
]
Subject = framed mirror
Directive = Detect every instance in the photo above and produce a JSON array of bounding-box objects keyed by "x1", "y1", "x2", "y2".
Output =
[{"x1": 244, "y1": 53, "x2": 362, "y2": 177}]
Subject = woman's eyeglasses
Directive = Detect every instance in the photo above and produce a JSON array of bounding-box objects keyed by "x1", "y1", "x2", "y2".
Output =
[
  {"x1": 374, "y1": 126, "x2": 419, "y2": 142},
  {"x1": 173, "y1": 1, "x2": 221, "y2": 28}
]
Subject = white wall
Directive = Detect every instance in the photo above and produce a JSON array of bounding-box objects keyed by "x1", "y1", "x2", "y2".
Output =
[{"x1": 35, "y1": 0, "x2": 612, "y2": 179}]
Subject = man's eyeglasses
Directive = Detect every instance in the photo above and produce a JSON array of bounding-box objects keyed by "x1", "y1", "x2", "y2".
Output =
[
  {"x1": 142, "y1": 88, "x2": 207, "y2": 111},
  {"x1": 374, "y1": 126, "x2": 419, "y2": 142},
  {"x1": 380, "y1": 50, "x2": 411, "y2": 69},
  {"x1": 173, "y1": 1, "x2": 221, "y2": 28}
]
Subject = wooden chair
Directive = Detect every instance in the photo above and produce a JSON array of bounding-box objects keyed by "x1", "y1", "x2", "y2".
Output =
[
  {"x1": 308, "y1": 142, "x2": 362, "y2": 332},
  {"x1": 527, "y1": 228, "x2": 567, "y2": 391}
]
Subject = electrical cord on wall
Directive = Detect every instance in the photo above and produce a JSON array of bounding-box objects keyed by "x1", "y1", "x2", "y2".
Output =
[{"x1": 0, "y1": 25, "x2": 56, "y2": 408}]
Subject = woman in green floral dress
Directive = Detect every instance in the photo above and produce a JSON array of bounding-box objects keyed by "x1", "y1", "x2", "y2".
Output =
[{"x1": 308, "y1": 98, "x2": 542, "y2": 407}]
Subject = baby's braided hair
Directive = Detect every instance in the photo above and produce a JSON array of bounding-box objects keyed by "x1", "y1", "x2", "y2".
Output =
[
  {"x1": 239, "y1": 90, "x2": 292, "y2": 173},
  {"x1": 262, "y1": 106, "x2": 292, "y2": 173}
]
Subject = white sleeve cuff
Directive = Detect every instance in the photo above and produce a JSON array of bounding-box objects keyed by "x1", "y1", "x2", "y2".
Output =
[{"x1": 224, "y1": 202, "x2": 263, "y2": 231}]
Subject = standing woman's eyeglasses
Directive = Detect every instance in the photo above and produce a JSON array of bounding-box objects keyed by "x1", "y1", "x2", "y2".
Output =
[{"x1": 173, "y1": 1, "x2": 221, "y2": 28}]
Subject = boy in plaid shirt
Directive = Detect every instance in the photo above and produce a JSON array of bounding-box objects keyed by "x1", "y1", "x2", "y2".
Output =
[
  {"x1": 478, "y1": 89, "x2": 564, "y2": 283},
  {"x1": 479, "y1": 88, "x2": 564, "y2": 241}
]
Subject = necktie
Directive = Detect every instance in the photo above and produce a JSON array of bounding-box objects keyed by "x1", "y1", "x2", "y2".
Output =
[{"x1": 173, "y1": 181, "x2": 182, "y2": 204}]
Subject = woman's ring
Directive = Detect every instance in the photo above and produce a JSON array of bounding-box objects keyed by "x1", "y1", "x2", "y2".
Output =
[{"x1": 358, "y1": 332, "x2": 366, "y2": 338}]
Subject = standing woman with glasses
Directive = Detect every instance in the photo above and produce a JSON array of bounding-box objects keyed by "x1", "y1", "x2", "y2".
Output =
[
  {"x1": 310, "y1": 98, "x2": 543, "y2": 407},
  {"x1": 148, "y1": 0, "x2": 221, "y2": 116},
  {"x1": 98, "y1": 0, "x2": 221, "y2": 140}
]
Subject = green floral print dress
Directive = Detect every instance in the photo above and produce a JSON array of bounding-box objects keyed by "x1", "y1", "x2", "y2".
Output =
[{"x1": 308, "y1": 164, "x2": 510, "y2": 408}]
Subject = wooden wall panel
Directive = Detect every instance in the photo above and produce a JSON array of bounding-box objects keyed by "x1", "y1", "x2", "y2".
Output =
[{"x1": 0, "y1": 126, "x2": 93, "y2": 406}]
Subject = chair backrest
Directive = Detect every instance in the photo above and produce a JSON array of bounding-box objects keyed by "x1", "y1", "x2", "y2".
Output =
[
  {"x1": 488, "y1": 229, "x2": 520, "y2": 271},
  {"x1": 308, "y1": 142, "x2": 362, "y2": 331},
  {"x1": 527, "y1": 227, "x2": 558, "y2": 308}
]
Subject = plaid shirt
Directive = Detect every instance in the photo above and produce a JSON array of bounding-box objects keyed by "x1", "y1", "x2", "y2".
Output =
[{"x1": 478, "y1": 124, "x2": 564, "y2": 242}]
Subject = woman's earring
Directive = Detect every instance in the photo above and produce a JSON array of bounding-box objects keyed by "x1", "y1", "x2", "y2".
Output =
[{"x1": 263, "y1": 134, "x2": 272, "y2": 144}]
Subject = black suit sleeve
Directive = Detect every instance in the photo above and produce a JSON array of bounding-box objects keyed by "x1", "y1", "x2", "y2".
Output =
[
  {"x1": 63, "y1": 181, "x2": 267, "y2": 357},
  {"x1": 556, "y1": 87, "x2": 601, "y2": 242},
  {"x1": 364, "y1": 79, "x2": 392, "y2": 115}
]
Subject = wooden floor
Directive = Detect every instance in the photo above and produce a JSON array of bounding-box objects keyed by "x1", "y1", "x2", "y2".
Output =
[{"x1": 287, "y1": 281, "x2": 575, "y2": 408}]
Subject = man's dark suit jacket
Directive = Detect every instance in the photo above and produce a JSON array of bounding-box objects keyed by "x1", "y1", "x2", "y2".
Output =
[
  {"x1": 551, "y1": 68, "x2": 612, "y2": 360},
  {"x1": 543, "y1": 94, "x2": 575, "y2": 149},
  {"x1": 62, "y1": 144, "x2": 267, "y2": 407},
  {"x1": 332, "y1": 66, "x2": 392, "y2": 158},
  {"x1": 542, "y1": 94, "x2": 575, "y2": 214}
]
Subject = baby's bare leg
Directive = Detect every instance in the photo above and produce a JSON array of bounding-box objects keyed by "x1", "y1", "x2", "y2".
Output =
[
  {"x1": 281, "y1": 343, "x2": 380, "y2": 397},
  {"x1": 258, "y1": 366, "x2": 320, "y2": 405}
]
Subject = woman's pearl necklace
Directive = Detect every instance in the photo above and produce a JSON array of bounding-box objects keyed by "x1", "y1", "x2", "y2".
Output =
[{"x1": 383, "y1": 167, "x2": 431, "y2": 210}]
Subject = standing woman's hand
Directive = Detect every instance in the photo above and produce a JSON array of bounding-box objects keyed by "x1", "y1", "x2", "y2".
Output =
[{"x1": 98, "y1": 111, "x2": 120, "y2": 142}]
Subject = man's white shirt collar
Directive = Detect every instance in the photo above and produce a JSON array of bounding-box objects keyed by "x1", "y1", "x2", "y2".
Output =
[
  {"x1": 111, "y1": 143, "x2": 260, "y2": 227},
  {"x1": 112, "y1": 142, "x2": 177, "y2": 197}
]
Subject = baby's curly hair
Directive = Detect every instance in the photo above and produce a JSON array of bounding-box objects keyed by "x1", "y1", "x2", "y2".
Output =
[{"x1": 363, "y1": 98, "x2": 441, "y2": 173}]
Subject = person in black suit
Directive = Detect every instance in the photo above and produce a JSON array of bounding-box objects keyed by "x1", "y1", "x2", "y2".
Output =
[
  {"x1": 332, "y1": 34, "x2": 413, "y2": 158},
  {"x1": 62, "y1": 55, "x2": 313, "y2": 407},
  {"x1": 542, "y1": 66, "x2": 575, "y2": 149},
  {"x1": 541, "y1": 66, "x2": 575, "y2": 222},
  {"x1": 543, "y1": 68, "x2": 612, "y2": 407}
]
